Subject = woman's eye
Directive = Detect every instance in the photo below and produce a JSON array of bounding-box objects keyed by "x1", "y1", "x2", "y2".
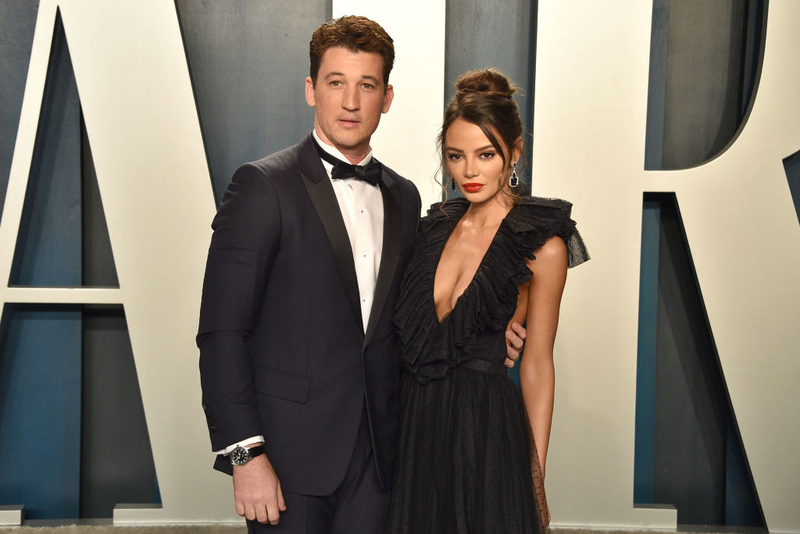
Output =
[
  {"x1": 480, "y1": 152, "x2": 495, "y2": 159},
  {"x1": 447, "y1": 153, "x2": 462, "y2": 161}
]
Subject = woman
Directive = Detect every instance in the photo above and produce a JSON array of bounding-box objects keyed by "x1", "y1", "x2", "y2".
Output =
[{"x1": 388, "y1": 69, "x2": 589, "y2": 533}]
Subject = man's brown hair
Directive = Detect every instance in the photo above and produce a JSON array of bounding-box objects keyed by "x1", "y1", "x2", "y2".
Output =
[{"x1": 309, "y1": 15, "x2": 395, "y2": 88}]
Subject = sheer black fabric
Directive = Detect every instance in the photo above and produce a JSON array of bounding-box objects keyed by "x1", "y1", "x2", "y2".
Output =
[{"x1": 387, "y1": 197, "x2": 589, "y2": 534}]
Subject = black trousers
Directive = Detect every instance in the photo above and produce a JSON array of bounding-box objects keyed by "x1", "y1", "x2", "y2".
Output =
[{"x1": 247, "y1": 408, "x2": 390, "y2": 534}]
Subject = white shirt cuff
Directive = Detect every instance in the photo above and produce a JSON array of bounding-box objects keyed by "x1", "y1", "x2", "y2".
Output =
[{"x1": 215, "y1": 436, "x2": 265, "y2": 455}]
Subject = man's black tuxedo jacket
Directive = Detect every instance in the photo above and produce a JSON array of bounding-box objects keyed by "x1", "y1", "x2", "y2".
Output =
[{"x1": 197, "y1": 133, "x2": 421, "y2": 496}]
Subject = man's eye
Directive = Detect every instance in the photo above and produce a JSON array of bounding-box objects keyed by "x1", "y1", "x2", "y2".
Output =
[{"x1": 330, "y1": 80, "x2": 342, "y2": 87}]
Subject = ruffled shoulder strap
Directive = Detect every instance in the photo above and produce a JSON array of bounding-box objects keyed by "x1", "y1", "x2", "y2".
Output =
[{"x1": 507, "y1": 196, "x2": 590, "y2": 267}]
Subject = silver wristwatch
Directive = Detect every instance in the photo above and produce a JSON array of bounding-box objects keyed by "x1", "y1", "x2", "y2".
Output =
[{"x1": 230, "y1": 444, "x2": 264, "y2": 466}]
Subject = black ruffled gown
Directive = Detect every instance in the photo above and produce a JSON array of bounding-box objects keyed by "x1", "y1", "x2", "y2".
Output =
[{"x1": 387, "y1": 197, "x2": 589, "y2": 534}]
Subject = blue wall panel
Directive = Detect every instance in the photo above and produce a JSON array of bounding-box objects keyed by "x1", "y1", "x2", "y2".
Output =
[
  {"x1": 0, "y1": 0, "x2": 39, "y2": 220},
  {"x1": 634, "y1": 198, "x2": 660, "y2": 504},
  {"x1": 176, "y1": 0, "x2": 329, "y2": 203},
  {"x1": 0, "y1": 305, "x2": 81, "y2": 519}
]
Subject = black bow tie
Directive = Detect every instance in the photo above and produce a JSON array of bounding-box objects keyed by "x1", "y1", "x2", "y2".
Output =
[{"x1": 314, "y1": 140, "x2": 382, "y2": 186}]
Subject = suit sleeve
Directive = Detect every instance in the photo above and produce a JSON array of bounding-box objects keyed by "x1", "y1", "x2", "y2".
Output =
[
  {"x1": 197, "y1": 163, "x2": 281, "y2": 452},
  {"x1": 412, "y1": 184, "x2": 422, "y2": 223},
  {"x1": 406, "y1": 179, "x2": 422, "y2": 233}
]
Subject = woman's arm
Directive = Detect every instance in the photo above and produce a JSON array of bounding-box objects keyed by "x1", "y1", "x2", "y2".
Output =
[{"x1": 519, "y1": 235, "x2": 568, "y2": 477}]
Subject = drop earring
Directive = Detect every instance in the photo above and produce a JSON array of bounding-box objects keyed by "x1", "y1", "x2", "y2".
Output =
[
  {"x1": 451, "y1": 177, "x2": 456, "y2": 190},
  {"x1": 510, "y1": 162, "x2": 519, "y2": 188}
]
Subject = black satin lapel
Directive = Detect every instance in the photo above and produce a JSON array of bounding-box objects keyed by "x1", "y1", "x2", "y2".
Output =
[
  {"x1": 364, "y1": 179, "x2": 403, "y2": 345},
  {"x1": 301, "y1": 173, "x2": 363, "y2": 331}
]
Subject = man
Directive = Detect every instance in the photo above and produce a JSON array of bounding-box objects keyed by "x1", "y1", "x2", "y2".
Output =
[{"x1": 197, "y1": 15, "x2": 523, "y2": 533}]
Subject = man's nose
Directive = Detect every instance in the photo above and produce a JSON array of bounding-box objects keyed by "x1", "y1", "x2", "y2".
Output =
[{"x1": 342, "y1": 86, "x2": 359, "y2": 110}]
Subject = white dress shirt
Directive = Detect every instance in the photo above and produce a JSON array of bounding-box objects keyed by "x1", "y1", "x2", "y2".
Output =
[
  {"x1": 314, "y1": 130, "x2": 384, "y2": 330},
  {"x1": 217, "y1": 131, "x2": 385, "y2": 455}
]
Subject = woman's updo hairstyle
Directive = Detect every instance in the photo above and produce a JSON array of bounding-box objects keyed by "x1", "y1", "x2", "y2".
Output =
[{"x1": 439, "y1": 68, "x2": 526, "y2": 199}]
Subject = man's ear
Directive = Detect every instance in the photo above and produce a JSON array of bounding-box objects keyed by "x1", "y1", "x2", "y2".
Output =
[
  {"x1": 381, "y1": 84, "x2": 394, "y2": 114},
  {"x1": 305, "y1": 77, "x2": 316, "y2": 107}
]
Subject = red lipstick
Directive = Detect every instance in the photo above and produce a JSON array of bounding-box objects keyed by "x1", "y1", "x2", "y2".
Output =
[{"x1": 463, "y1": 183, "x2": 484, "y2": 193}]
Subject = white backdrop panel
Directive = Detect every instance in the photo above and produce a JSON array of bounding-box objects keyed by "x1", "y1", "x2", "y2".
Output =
[{"x1": 534, "y1": 1, "x2": 799, "y2": 531}]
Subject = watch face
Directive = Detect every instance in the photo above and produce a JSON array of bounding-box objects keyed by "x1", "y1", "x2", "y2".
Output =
[{"x1": 230, "y1": 446, "x2": 250, "y2": 466}]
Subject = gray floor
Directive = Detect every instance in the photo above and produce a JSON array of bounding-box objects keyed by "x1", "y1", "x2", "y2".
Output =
[
  {"x1": 0, "y1": 518, "x2": 770, "y2": 534},
  {"x1": 0, "y1": 526, "x2": 246, "y2": 534},
  {"x1": 0, "y1": 527, "x2": 753, "y2": 534}
]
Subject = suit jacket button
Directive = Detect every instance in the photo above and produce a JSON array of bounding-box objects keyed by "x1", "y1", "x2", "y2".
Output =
[{"x1": 209, "y1": 425, "x2": 217, "y2": 433}]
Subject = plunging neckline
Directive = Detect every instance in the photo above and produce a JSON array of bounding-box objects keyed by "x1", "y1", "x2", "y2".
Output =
[{"x1": 432, "y1": 203, "x2": 518, "y2": 324}]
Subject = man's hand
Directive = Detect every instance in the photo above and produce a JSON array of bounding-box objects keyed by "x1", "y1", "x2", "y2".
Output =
[
  {"x1": 504, "y1": 322, "x2": 527, "y2": 368},
  {"x1": 232, "y1": 452, "x2": 286, "y2": 525}
]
